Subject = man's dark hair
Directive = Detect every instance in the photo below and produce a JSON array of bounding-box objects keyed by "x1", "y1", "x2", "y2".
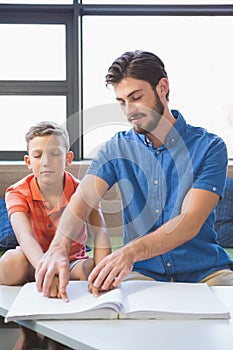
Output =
[{"x1": 105, "y1": 50, "x2": 169, "y2": 100}]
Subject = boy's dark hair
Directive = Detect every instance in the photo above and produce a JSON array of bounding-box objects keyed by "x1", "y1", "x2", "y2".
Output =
[
  {"x1": 25, "y1": 121, "x2": 70, "y2": 152},
  {"x1": 105, "y1": 50, "x2": 169, "y2": 100}
]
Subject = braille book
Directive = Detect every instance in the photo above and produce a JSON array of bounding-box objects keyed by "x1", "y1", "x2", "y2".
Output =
[{"x1": 5, "y1": 280, "x2": 230, "y2": 322}]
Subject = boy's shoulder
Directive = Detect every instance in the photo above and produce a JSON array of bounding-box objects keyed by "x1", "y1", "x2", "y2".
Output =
[
  {"x1": 6, "y1": 173, "x2": 35, "y2": 195},
  {"x1": 63, "y1": 171, "x2": 80, "y2": 193},
  {"x1": 64, "y1": 171, "x2": 80, "y2": 185}
]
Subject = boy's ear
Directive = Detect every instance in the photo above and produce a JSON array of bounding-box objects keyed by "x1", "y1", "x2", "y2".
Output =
[
  {"x1": 65, "y1": 151, "x2": 74, "y2": 167},
  {"x1": 24, "y1": 154, "x2": 32, "y2": 170}
]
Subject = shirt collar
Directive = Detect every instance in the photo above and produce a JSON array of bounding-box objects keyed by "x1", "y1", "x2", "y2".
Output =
[{"x1": 29, "y1": 172, "x2": 76, "y2": 211}]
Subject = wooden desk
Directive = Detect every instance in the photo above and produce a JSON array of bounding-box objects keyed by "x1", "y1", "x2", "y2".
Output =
[{"x1": 1, "y1": 285, "x2": 233, "y2": 350}]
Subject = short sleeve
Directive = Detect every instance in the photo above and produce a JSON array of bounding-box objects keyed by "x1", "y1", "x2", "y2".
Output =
[
  {"x1": 5, "y1": 186, "x2": 29, "y2": 218},
  {"x1": 87, "y1": 139, "x2": 118, "y2": 189},
  {"x1": 192, "y1": 136, "x2": 228, "y2": 198}
]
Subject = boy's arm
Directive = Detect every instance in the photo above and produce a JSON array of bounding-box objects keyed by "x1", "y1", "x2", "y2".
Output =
[
  {"x1": 10, "y1": 211, "x2": 44, "y2": 268},
  {"x1": 87, "y1": 208, "x2": 112, "y2": 266}
]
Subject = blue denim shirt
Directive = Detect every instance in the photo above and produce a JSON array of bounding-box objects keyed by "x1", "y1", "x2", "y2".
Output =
[{"x1": 87, "y1": 110, "x2": 233, "y2": 282}]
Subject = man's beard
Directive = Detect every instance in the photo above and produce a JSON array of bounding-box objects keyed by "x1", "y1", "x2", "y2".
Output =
[{"x1": 133, "y1": 92, "x2": 164, "y2": 135}]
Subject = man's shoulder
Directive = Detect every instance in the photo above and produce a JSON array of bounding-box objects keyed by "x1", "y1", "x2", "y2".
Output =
[
  {"x1": 186, "y1": 122, "x2": 226, "y2": 148},
  {"x1": 110, "y1": 129, "x2": 134, "y2": 141}
]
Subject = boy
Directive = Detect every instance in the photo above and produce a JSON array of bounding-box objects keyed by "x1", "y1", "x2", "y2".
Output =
[{"x1": 0, "y1": 121, "x2": 111, "y2": 349}]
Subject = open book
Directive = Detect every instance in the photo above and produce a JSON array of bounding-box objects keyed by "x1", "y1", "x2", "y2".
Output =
[{"x1": 5, "y1": 280, "x2": 230, "y2": 322}]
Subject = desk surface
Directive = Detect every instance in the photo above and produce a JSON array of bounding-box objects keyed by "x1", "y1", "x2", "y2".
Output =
[{"x1": 1, "y1": 285, "x2": 233, "y2": 350}]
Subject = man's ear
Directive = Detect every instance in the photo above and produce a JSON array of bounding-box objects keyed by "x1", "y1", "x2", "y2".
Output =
[
  {"x1": 156, "y1": 78, "x2": 169, "y2": 103},
  {"x1": 65, "y1": 151, "x2": 74, "y2": 167},
  {"x1": 24, "y1": 154, "x2": 32, "y2": 170}
]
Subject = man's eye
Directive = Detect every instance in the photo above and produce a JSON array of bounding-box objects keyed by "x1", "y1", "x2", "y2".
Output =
[
  {"x1": 33, "y1": 155, "x2": 41, "y2": 158},
  {"x1": 132, "y1": 95, "x2": 141, "y2": 101}
]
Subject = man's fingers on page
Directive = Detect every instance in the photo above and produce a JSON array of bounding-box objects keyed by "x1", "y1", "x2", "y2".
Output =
[
  {"x1": 100, "y1": 267, "x2": 120, "y2": 291},
  {"x1": 41, "y1": 267, "x2": 57, "y2": 297},
  {"x1": 58, "y1": 270, "x2": 69, "y2": 302},
  {"x1": 90, "y1": 264, "x2": 112, "y2": 290},
  {"x1": 60, "y1": 291, "x2": 69, "y2": 302},
  {"x1": 112, "y1": 270, "x2": 129, "y2": 287},
  {"x1": 35, "y1": 265, "x2": 45, "y2": 293},
  {"x1": 88, "y1": 261, "x2": 104, "y2": 284}
]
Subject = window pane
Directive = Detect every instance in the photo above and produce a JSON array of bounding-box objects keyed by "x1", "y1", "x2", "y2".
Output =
[
  {"x1": 0, "y1": 96, "x2": 66, "y2": 151},
  {"x1": 0, "y1": 1, "x2": 72, "y2": 4},
  {"x1": 83, "y1": 16, "x2": 233, "y2": 158},
  {"x1": 0, "y1": 24, "x2": 66, "y2": 80},
  {"x1": 83, "y1": 0, "x2": 233, "y2": 4}
]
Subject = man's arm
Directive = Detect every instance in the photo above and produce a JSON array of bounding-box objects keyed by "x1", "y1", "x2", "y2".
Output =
[
  {"x1": 35, "y1": 174, "x2": 110, "y2": 300},
  {"x1": 88, "y1": 188, "x2": 220, "y2": 295}
]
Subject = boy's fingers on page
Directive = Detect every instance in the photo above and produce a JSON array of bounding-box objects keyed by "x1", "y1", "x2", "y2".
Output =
[
  {"x1": 88, "y1": 282, "x2": 100, "y2": 297},
  {"x1": 49, "y1": 276, "x2": 59, "y2": 298}
]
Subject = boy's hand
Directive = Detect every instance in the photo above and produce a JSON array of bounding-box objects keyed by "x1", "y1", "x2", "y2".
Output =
[
  {"x1": 88, "y1": 280, "x2": 115, "y2": 297},
  {"x1": 49, "y1": 275, "x2": 59, "y2": 298}
]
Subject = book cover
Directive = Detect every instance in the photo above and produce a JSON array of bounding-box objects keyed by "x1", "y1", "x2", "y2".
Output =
[{"x1": 5, "y1": 280, "x2": 230, "y2": 322}]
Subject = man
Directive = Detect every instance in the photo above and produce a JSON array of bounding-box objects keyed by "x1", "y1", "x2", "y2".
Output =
[{"x1": 36, "y1": 50, "x2": 233, "y2": 301}]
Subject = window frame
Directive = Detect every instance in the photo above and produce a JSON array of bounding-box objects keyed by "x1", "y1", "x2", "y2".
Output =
[{"x1": 0, "y1": 1, "x2": 232, "y2": 160}]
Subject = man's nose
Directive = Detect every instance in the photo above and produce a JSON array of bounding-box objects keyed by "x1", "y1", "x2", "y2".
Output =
[{"x1": 125, "y1": 102, "x2": 137, "y2": 117}]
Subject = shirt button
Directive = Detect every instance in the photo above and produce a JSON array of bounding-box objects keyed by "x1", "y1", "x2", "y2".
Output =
[
  {"x1": 155, "y1": 209, "x2": 160, "y2": 214},
  {"x1": 212, "y1": 186, "x2": 217, "y2": 192},
  {"x1": 154, "y1": 179, "x2": 159, "y2": 185},
  {"x1": 48, "y1": 223, "x2": 52, "y2": 228},
  {"x1": 167, "y1": 262, "x2": 171, "y2": 267},
  {"x1": 156, "y1": 150, "x2": 160, "y2": 155},
  {"x1": 171, "y1": 138, "x2": 175, "y2": 143}
]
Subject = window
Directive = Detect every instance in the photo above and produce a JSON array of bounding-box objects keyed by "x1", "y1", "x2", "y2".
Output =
[
  {"x1": 0, "y1": 24, "x2": 66, "y2": 80},
  {"x1": 0, "y1": 2, "x2": 232, "y2": 160},
  {"x1": 83, "y1": 15, "x2": 233, "y2": 158},
  {"x1": 0, "y1": 96, "x2": 66, "y2": 151}
]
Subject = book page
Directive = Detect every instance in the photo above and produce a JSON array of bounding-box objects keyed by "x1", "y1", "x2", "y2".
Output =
[
  {"x1": 5, "y1": 281, "x2": 123, "y2": 322},
  {"x1": 119, "y1": 280, "x2": 230, "y2": 319}
]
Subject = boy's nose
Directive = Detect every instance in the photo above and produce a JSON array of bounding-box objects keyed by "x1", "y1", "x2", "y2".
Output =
[{"x1": 41, "y1": 153, "x2": 50, "y2": 165}]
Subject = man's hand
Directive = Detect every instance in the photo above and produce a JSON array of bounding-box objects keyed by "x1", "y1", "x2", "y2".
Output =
[
  {"x1": 35, "y1": 248, "x2": 70, "y2": 302},
  {"x1": 88, "y1": 247, "x2": 134, "y2": 296}
]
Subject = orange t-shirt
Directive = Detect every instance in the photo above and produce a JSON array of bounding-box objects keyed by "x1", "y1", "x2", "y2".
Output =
[{"x1": 6, "y1": 171, "x2": 88, "y2": 261}]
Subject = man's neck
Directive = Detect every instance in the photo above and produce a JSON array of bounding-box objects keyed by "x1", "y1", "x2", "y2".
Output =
[{"x1": 146, "y1": 109, "x2": 176, "y2": 148}]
